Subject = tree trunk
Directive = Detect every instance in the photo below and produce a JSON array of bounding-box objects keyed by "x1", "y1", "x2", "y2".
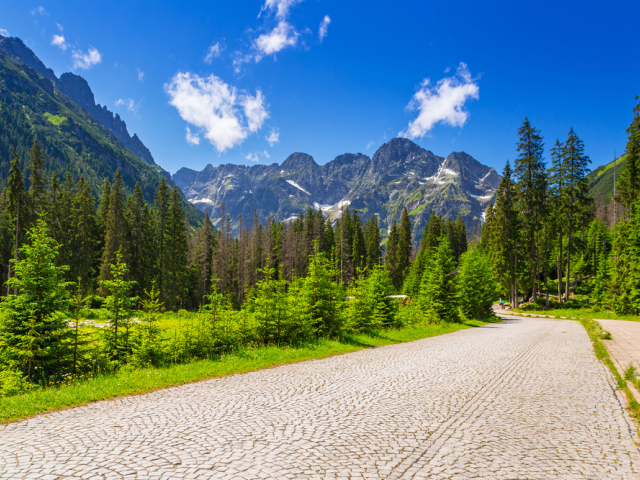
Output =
[
  {"x1": 565, "y1": 221, "x2": 572, "y2": 302},
  {"x1": 514, "y1": 239, "x2": 519, "y2": 308},
  {"x1": 557, "y1": 255, "x2": 561, "y2": 302}
]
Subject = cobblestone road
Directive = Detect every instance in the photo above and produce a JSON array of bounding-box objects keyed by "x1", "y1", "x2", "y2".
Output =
[{"x1": 1, "y1": 317, "x2": 639, "y2": 479}]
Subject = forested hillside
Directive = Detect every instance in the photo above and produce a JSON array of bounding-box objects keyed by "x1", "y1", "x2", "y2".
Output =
[{"x1": 0, "y1": 35, "x2": 201, "y2": 224}]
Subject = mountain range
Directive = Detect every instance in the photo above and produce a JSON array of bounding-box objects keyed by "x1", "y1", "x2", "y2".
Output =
[{"x1": 173, "y1": 138, "x2": 502, "y2": 242}]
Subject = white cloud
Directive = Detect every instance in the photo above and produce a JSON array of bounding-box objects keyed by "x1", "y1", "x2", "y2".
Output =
[
  {"x1": 165, "y1": 72, "x2": 269, "y2": 152},
  {"x1": 259, "y1": 0, "x2": 302, "y2": 20},
  {"x1": 254, "y1": 21, "x2": 298, "y2": 58},
  {"x1": 400, "y1": 62, "x2": 479, "y2": 139},
  {"x1": 266, "y1": 128, "x2": 280, "y2": 146},
  {"x1": 115, "y1": 98, "x2": 138, "y2": 113},
  {"x1": 0, "y1": 28, "x2": 9, "y2": 37},
  {"x1": 319, "y1": 15, "x2": 331, "y2": 41},
  {"x1": 204, "y1": 42, "x2": 223, "y2": 63},
  {"x1": 263, "y1": 150, "x2": 270, "y2": 158},
  {"x1": 51, "y1": 34, "x2": 67, "y2": 50},
  {"x1": 137, "y1": 68, "x2": 144, "y2": 81},
  {"x1": 30, "y1": 6, "x2": 48, "y2": 16},
  {"x1": 246, "y1": 152, "x2": 259, "y2": 162},
  {"x1": 56, "y1": 22, "x2": 63, "y2": 31},
  {"x1": 185, "y1": 127, "x2": 200, "y2": 145},
  {"x1": 72, "y1": 47, "x2": 102, "y2": 69},
  {"x1": 366, "y1": 141, "x2": 374, "y2": 149},
  {"x1": 242, "y1": 90, "x2": 268, "y2": 132}
]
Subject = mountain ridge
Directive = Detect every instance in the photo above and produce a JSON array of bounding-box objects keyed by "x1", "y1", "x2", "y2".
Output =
[{"x1": 173, "y1": 138, "x2": 501, "y2": 243}]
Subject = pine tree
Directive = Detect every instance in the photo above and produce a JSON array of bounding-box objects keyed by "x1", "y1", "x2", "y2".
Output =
[
  {"x1": 99, "y1": 247, "x2": 137, "y2": 362},
  {"x1": 419, "y1": 236, "x2": 459, "y2": 323},
  {"x1": 302, "y1": 242, "x2": 343, "y2": 336},
  {"x1": 165, "y1": 186, "x2": 188, "y2": 308},
  {"x1": 71, "y1": 176, "x2": 99, "y2": 291},
  {"x1": 385, "y1": 220, "x2": 399, "y2": 289},
  {"x1": 514, "y1": 118, "x2": 547, "y2": 301},
  {"x1": 27, "y1": 139, "x2": 47, "y2": 221},
  {"x1": 125, "y1": 183, "x2": 153, "y2": 298},
  {"x1": 457, "y1": 248, "x2": 497, "y2": 320},
  {"x1": 616, "y1": 97, "x2": 640, "y2": 212},
  {"x1": 351, "y1": 210, "x2": 366, "y2": 272},
  {"x1": 154, "y1": 178, "x2": 171, "y2": 301},
  {"x1": 492, "y1": 161, "x2": 520, "y2": 305},
  {"x1": 554, "y1": 129, "x2": 591, "y2": 301},
  {"x1": 99, "y1": 169, "x2": 126, "y2": 291},
  {"x1": 364, "y1": 214, "x2": 381, "y2": 268},
  {"x1": 48, "y1": 173, "x2": 75, "y2": 277},
  {"x1": 0, "y1": 215, "x2": 71, "y2": 380},
  {"x1": 6, "y1": 150, "x2": 25, "y2": 295},
  {"x1": 396, "y1": 207, "x2": 412, "y2": 288}
]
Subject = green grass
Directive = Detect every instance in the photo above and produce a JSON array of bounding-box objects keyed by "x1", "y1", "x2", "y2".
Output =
[
  {"x1": 43, "y1": 112, "x2": 66, "y2": 126},
  {"x1": 580, "y1": 318, "x2": 640, "y2": 421},
  {"x1": 0, "y1": 319, "x2": 497, "y2": 424},
  {"x1": 409, "y1": 204, "x2": 426, "y2": 216},
  {"x1": 512, "y1": 306, "x2": 640, "y2": 322}
]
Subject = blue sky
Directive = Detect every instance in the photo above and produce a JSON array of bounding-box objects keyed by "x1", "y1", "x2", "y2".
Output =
[{"x1": 1, "y1": 0, "x2": 638, "y2": 174}]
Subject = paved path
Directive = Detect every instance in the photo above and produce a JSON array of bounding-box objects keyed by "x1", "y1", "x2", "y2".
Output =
[
  {"x1": 1, "y1": 317, "x2": 639, "y2": 480},
  {"x1": 601, "y1": 319, "x2": 640, "y2": 373}
]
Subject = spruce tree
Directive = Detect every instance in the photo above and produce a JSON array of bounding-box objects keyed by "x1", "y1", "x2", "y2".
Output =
[
  {"x1": 27, "y1": 139, "x2": 47, "y2": 221},
  {"x1": 457, "y1": 248, "x2": 497, "y2": 320},
  {"x1": 71, "y1": 176, "x2": 99, "y2": 291},
  {"x1": 154, "y1": 178, "x2": 171, "y2": 301},
  {"x1": 125, "y1": 183, "x2": 153, "y2": 298},
  {"x1": 385, "y1": 220, "x2": 399, "y2": 290},
  {"x1": 0, "y1": 215, "x2": 71, "y2": 380},
  {"x1": 396, "y1": 207, "x2": 412, "y2": 288},
  {"x1": 364, "y1": 214, "x2": 381, "y2": 268},
  {"x1": 6, "y1": 150, "x2": 25, "y2": 295},
  {"x1": 419, "y1": 236, "x2": 458, "y2": 323},
  {"x1": 165, "y1": 186, "x2": 188, "y2": 308},
  {"x1": 514, "y1": 118, "x2": 547, "y2": 300},
  {"x1": 555, "y1": 129, "x2": 591, "y2": 300},
  {"x1": 492, "y1": 161, "x2": 520, "y2": 305},
  {"x1": 616, "y1": 97, "x2": 640, "y2": 212},
  {"x1": 99, "y1": 169, "x2": 126, "y2": 291}
]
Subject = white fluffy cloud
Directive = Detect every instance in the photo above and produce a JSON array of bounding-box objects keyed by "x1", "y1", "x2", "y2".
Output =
[
  {"x1": 0, "y1": 28, "x2": 9, "y2": 37},
  {"x1": 72, "y1": 47, "x2": 102, "y2": 69},
  {"x1": 259, "y1": 0, "x2": 302, "y2": 20},
  {"x1": 115, "y1": 98, "x2": 138, "y2": 113},
  {"x1": 51, "y1": 34, "x2": 68, "y2": 50},
  {"x1": 266, "y1": 128, "x2": 280, "y2": 146},
  {"x1": 137, "y1": 68, "x2": 144, "y2": 81},
  {"x1": 318, "y1": 15, "x2": 330, "y2": 41},
  {"x1": 254, "y1": 21, "x2": 298, "y2": 58},
  {"x1": 30, "y1": 6, "x2": 48, "y2": 16},
  {"x1": 165, "y1": 72, "x2": 269, "y2": 152},
  {"x1": 246, "y1": 152, "x2": 259, "y2": 162},
  {"x1": 204, "y1": 42, "x2": 223, "y2": 63},
  {"x1": 400, "y1": 63, "x2": 479, "y2": 139},
  {"x1": 185, "y1": 127, "x2": 200, "y2": 145}
]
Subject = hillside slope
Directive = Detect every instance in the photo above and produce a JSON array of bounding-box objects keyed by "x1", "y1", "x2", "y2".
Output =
[
  {"x1": 0, "y1": 36, "x2": 201, "y2": 224},
  {"x1": 587, "y1": 154, "x2": 627, "y2": 206}
]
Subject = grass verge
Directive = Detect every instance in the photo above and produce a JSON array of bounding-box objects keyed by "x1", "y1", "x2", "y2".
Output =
[
  {"x1": 0, "y1": 319, "x2": 496, "y2": 424},
  {"x1": 580, "y1": 318, "x2": 640, "y2": 421}
]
